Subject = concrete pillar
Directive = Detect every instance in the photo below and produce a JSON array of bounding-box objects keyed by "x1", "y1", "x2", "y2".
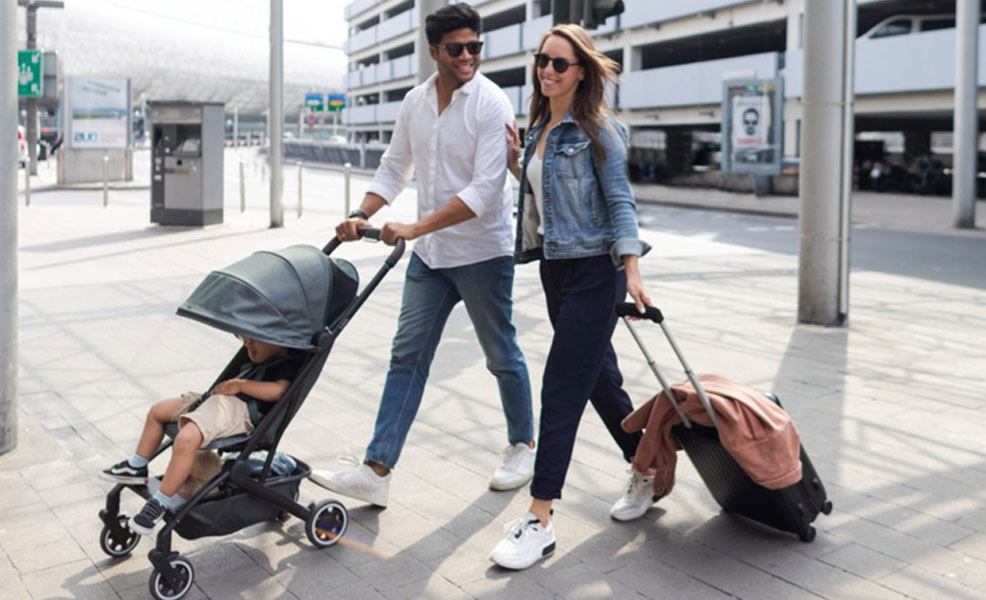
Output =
[
  {"x1": 903, "y1": 129, "x2": 931, "y2": 163},
  {"x1": 270, "y1": 0, "x2": 284, "y2": 228},
  {"x1": 416, "y1": 0, "x2": 445, "y2": 84},
  {"x1": 665, "y1": 129, "x2": 693, "y2": 177},
  {"x1": 1, "y1": 0, "x2": 18, "y2": 453},
  {"x1": 798, "y1": 0, "x2": 855, "y2": 326},
  {"x1": 953, "y1": 0, "x2": 978, "y2": 228}
]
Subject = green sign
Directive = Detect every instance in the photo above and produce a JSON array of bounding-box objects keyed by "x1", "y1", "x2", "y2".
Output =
[
  {"x1": 18, "y1": 50, "x2": 43, "y2": 98},
  {"x1": 305, "y1": 92, "x2": 324, "y2": 112},
  {"x1": 327, "y1": 93, "x2": 346, "y2": 112}
]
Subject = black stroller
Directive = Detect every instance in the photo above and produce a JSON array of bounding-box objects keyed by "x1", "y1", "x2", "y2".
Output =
[{"x1": 98, "y1": 231, "x2": 405, "y2": 600}]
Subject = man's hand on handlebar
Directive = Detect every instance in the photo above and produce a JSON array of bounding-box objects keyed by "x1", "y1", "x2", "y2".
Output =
[
  {"x1": 336, "y1": 217, "x2": 370, "y2": 242},
  {"x1": 381, "y1": 222, "x2": 416, "y2": 246}
]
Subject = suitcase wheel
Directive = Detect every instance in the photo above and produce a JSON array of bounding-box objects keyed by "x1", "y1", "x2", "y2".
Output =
[
  {"x1": 799, "y1": 526, "x2": 816, "y2": 543},
  {"x1": 821, "y1": 500, "x2": 833, "y2": 515}
]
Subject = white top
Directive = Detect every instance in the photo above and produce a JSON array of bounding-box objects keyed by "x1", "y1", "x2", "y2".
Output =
[
  {"x1": 367, "y1": 72, "x2": 515, "y2": 269},
  {"x1": 526, "y1": 150, "x2": 544, "y2": 235}
]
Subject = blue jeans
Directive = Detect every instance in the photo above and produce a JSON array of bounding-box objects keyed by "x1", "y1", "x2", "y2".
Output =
[{"x1": 365, "y1": 253, "x2": 534, "y2": 469}]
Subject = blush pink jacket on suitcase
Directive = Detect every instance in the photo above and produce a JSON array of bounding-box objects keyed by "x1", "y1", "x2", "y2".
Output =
[{"x1": 621, "y1": 373, "x2": 803, "y2": 499}]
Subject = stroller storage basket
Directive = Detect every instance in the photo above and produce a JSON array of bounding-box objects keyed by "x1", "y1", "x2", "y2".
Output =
[{"x1": 173, "y1": 458, "x2": 311, "y2": 540}]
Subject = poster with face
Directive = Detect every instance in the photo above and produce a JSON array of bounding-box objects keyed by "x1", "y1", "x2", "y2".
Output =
[{"x1": 732, "y1": 95, "x2": 770, "y2": 149}]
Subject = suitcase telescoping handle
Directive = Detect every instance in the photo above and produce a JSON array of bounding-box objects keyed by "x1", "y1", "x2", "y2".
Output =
[{"x1": 615, "y1": 303, "x2": 718, "y2": 428}]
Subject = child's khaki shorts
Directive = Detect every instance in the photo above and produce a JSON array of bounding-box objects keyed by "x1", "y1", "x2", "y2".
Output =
[{"x1": 170, "y1": 391, "x2": 254, "y2": 447}]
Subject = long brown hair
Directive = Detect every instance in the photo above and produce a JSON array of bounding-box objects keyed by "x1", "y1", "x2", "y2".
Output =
[{"x1": 528, "y1": 24, "x2": 620, "y2": 163}]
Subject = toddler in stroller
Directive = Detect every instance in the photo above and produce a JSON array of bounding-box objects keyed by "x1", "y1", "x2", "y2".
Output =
[
  {"x1": 97, "y1": 232, "x2": 405, "y2": 600},
  {"x1": 100, "y1": 335, "x2": 303, "y2": 535}
]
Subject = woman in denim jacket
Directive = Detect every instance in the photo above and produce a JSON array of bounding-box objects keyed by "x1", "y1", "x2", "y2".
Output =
[{"x1": 490, "y1": 24, "x2": 657, "y2": 570}]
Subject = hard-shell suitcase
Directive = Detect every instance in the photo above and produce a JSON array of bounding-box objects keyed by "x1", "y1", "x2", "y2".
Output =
[{"x1": 616, "y1": 303, "x2": 833, "y2": 542}]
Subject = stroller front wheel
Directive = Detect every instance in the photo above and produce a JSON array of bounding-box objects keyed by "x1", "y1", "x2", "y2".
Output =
[
  {"x1": 306, "y1": 499, "x2": 348, "y2": 548},
  {"x1": 148, "y1": 556, "x2": 195, "y2": 600},
  {"x1": 99, "y1": 515, "x2": 140, "y2": 558}
]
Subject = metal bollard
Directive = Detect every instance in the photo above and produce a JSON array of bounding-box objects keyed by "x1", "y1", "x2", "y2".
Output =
[
  {"x1": 297, "y1": 161, "x2": 303, "y2": 218},
  {"x1": 239, "y1": 161, "x2": 246, "y2": 213},
  {"x1": 23, "y1": 159, "x2": 30, "y2": 207},
  {"x1": 102, "y1": 155, "x2": 109, "y2": 207},
  {"x1": 344, "y1": 162, "x2": 351, "y2": 217}
]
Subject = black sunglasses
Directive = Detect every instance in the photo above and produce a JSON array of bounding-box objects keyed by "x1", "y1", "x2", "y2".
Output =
[
  {"x1": 433, "y1": 40, "x2": 484, "y2": 57},
  {"x1": 534, "y1": 53, "x2": 580, "y2": 74}
]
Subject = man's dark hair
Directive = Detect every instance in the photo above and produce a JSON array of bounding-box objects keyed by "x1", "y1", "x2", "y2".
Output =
[{"x1": 425, "y1": 3, "x2": 482, "y2": 45}]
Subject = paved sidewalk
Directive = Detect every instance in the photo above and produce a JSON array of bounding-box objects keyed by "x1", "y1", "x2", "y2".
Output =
[
  {"x1": 2, "y1": 156, "x2": 986, "y2": 599},
  {"x1": 632, "y1": 184, "x2": 986, "y2": 237}
]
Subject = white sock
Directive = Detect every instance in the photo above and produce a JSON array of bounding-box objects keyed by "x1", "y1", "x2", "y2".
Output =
[
  {"x1": 129, "y1": 453, "x2": 149, "y2": 468},
  {"x1": 151, "y1": 490, "x2": 173, "y2": 509}
]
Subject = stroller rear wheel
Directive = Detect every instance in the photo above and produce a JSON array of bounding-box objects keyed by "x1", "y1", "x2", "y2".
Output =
[
  {"x1": 306, "y1": 499, "x2": 348, "y2": 548},
  {"x1": 148, "y1": 556, "x2": 195, "y2": 600},
  {"x1": 99, "y1": 514, "x2": 140, "y2": 558}
]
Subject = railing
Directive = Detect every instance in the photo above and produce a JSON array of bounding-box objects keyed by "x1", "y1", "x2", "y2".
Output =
[
  {"x1": 377, "y1": 8, "x2": 416, "y2": 44},
  {"x1": 783, "y1": 24, "x2": 986, "y2": 98},
  {"x1": 485, "y1": 23, "x2": 523, "y2": 59},
  {"x1": 619, "y1": 51, "x2": 779, "y2": 110},
  {"x1": 376, "y1": 101, "x2": 402, "y2": 123},
  {"x1": 347, "y1": 25, "x2": 378, "y2": 54},
  {"x1": 344, "y1": 0, "x2": 383, "y2": 21},
  {"x1": 622, "y1": 0, "x2": 754, "y2": 29}
]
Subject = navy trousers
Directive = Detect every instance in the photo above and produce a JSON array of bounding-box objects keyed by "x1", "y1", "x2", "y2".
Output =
[{"x1": 530, "y1": 254, "x2": 642, "y2": 500}]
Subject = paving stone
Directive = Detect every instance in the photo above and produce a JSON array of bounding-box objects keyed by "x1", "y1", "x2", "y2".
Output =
[
  {"x1": 5, "y1": 165, "x2": 986, "y2": 599},
  {"x1": 819, "y1": 543, "x2": 908, "y2": 580},
  {"x1": 879, "y1": 565, "x2": 986, "y2": 600}
]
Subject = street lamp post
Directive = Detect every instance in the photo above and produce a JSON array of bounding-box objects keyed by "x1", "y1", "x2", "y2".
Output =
[
  {"x1": 269, "y1": 0, "x2": 284, "y2": 228},
  {"x1": 2, "y1": 0, "x2": 20, "y2": 454}
]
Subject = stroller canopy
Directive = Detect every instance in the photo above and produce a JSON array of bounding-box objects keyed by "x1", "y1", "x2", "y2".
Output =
[{"x1": 177, "y1": 245, "x2": 358, "y2": 350}]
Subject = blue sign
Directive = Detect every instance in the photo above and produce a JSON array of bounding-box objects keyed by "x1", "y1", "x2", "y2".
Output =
[
  {"x1": 327, "y1": 93, "x2": 346, "y2": 112},
  {"x1": 305, "y1": 92, "x2": 324, "y2": 111}
]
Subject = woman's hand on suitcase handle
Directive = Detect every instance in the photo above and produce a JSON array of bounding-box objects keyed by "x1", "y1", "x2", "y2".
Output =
[
  {"x1": 615, "y1": 303, "x2": 664, "y2": 323},
  {"x1": 623, "y1": 255, "x2": 652, "y2": 318}
]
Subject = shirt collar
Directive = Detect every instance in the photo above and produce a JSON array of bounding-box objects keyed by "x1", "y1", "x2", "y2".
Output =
[{"x1": 425, "y1": 71, "x2": 481, "y2": 95}]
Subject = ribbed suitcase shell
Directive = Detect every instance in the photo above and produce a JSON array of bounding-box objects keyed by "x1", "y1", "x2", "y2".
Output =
[{"x1": 672, "y1": 395, "x2": 832, "y2": 542}]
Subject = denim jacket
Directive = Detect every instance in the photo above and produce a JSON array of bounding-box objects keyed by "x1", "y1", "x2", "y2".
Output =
[{"x1": 514, "y1": 112, "x2": 651, "y2": 265}]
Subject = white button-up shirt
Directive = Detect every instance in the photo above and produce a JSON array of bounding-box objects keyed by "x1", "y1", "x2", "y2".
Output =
[{"x1": 367, "y1": 72, "x2": 515, "y2": 269}]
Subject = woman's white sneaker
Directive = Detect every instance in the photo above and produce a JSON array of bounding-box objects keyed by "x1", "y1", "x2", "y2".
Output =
[
  {"x1": 489, "y1": 443, "x2": 536, "y2": 490},
  {"x1": 610, "y1": 470, "x2": 659, "y2": 521},
  {"x1": 490, "y1": 513, "x2": 556, "y2": 570}
]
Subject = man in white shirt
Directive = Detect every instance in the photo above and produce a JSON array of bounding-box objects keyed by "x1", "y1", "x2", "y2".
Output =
[{"x1": 311, "y1": 3, "x2": 535, "y2": 508}]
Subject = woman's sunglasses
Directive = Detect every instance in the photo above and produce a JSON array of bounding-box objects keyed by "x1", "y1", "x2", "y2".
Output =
[
  {"x1": 433, "y1": 40, "x2": 484, "y2": 57},
  {"x1": 534, "y1": 53, "x2": 580, "y2": 74}
]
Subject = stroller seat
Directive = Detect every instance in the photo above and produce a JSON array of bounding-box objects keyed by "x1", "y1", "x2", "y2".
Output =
[{"x1": 97, "y1": 237, "x2": 405, "y2": 600}]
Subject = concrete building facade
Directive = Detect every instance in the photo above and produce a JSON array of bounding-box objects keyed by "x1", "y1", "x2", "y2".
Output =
[{"x1": 343, "y1": 0, "x2": 984, "y2": 188}]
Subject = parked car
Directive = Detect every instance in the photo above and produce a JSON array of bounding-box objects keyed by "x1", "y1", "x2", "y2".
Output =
[
  {"x1": 860, "y1": 13, "x2": 986, "y2": 40},
  {"x1": 869, "y1": 160, "x2": 911, "y2": 192},
  {"x1": 17, "y1": 125, "x2": 28, "y2": 168}
]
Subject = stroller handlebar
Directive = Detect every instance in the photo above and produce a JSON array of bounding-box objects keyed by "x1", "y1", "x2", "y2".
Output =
[{"x1": 322, "y1": 228, "x2": 406, "y2": 265}]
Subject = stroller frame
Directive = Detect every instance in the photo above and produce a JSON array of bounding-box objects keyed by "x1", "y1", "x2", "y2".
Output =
[{"x1": 98, "y1": 232, "x2": 405, "y2": 600}]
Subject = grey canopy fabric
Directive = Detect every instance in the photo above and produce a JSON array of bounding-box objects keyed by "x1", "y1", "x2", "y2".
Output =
[{"x1": 177, "y1": 245, "x2": 358, "y2": 350}]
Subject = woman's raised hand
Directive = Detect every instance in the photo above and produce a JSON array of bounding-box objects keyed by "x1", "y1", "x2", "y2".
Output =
[{"x1": 505, "y1": 121, "x2": 522, "y2": 182}]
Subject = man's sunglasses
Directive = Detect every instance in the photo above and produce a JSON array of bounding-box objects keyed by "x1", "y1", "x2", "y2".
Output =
[
  {"x1": 534, "y1": 53, "x2": 580, "y2": 74},
  {"x1": 432, "y1": 40, "x2": 484, "y2": 57}
]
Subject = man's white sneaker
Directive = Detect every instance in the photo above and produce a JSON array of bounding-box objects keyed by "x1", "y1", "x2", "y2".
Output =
[
  {"x1": 610, "y1": 470, "x2": 659, "y2": 522},
  {"x1": 490, "y1": 512, "x2": 556, "y2": 570},
  {"x1": 310, "y1": 463, "x2": 390, "y2": 508},
  {"x1": 489, "y1": 443, "x2": 536, "y2": 491}
]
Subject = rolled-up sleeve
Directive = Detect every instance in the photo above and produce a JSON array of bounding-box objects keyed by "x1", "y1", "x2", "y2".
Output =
[
  {"x1": 367, "y1": 96, "x2": 415, "y2": 204},
  {"x1": 455, "y1": 94, "x2": 511, "y2": 218},
  {"x1": 595, "y1": 118, "x2": 652, "y2": 263}
]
